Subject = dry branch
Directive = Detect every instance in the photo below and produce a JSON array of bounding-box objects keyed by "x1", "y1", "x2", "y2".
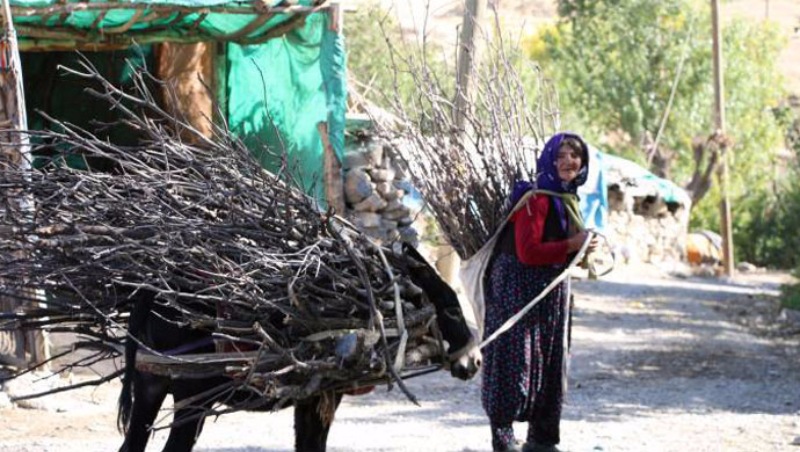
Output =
[
  {"x1": 0, "y1": 56, "x2": 446, "y2": 407},
  {"x1": 371, "y1": 20, "x2": 560, "y2": 259}
]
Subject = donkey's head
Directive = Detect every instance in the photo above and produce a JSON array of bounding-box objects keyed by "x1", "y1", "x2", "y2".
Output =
[{"x1": 400, "y1": 243, "x2": 481, "y2": 380}]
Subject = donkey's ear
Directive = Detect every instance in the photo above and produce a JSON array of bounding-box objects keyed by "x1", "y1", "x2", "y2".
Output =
[{"x1": 401, "y1": 243, "x2": 431, "y2": 269}]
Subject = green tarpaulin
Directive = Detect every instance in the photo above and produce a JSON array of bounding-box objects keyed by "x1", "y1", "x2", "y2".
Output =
[
  {"x1": 226, "y1": 11, "x2": 346, "y2": 205},
  {"x1": 13, "y1": 1, "x2": 347, "y2": 206},
  {"x1": 9, "y1": 0, "x2": 322, "y2": 47}
]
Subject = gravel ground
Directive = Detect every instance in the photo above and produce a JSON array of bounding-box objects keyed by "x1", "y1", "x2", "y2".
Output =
[{"x1": 0, "y1": 263, "x2": 798, "y2": 452}]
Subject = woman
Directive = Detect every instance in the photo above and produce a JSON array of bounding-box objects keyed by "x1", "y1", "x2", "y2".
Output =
[{"x1": 482, "y1": 132, "x2": 593, "y2": 452}]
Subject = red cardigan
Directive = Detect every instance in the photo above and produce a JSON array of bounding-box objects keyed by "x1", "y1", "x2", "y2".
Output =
[{"x1": 510, "y1": 195, "x2": 570, "y2": 266}]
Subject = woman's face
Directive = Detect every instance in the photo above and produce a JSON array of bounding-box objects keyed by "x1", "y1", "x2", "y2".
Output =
[{"x1": 555, "y1": 144, "x2": 583, "y2": 183}]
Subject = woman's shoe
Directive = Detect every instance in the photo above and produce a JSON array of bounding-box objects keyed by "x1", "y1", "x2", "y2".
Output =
[{"x1": 491, "y1": 424, "x2": 520, "y2": 451}]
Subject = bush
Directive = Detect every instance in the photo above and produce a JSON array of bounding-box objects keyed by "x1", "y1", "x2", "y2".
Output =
[
  {"x1": 781, "y1": 280, "x2": 800, "y2": 311},
  {"x1": 345, "y1": 3, "x2": 453, "y2": 113}
]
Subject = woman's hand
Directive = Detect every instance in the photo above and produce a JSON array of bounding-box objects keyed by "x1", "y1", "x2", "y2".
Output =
[{"x1": 568, "y1": 231, "x2": 599, "y2": 253}]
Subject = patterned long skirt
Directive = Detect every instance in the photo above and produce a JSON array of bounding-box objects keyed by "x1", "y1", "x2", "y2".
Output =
[{"x1": 481, "y1": 253, "x2": 570, "y2": 447}]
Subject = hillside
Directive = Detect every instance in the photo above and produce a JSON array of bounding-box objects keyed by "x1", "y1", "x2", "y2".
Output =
[
  {"x1": 346, "y1": 0, "x2": 800, "y2": 94},
  {"x1": 726, "y1": 0, "x2": 800, "y2": 94}
]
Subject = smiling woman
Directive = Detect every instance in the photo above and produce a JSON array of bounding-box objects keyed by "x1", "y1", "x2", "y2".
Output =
[
  {"x1": 480, "y1": 132, "x2": 596, "y2": 452},
  {"x1": 554, "y1": 137, "x2": 587, "y2": 185}
]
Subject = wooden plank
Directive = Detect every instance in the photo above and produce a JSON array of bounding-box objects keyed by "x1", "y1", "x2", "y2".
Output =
[
  {"x1": 318, "y1": 121, "x2": 345, "y2": 215},
  {"x1": 0, "y1": 0, "x2": 49, "y2": 370},
  {"x1": 10, "y1": 2, "x2": 330, "y2": 17},
  {"x1": 156, "y1": 42, "x2": 215, "y2": 141}
]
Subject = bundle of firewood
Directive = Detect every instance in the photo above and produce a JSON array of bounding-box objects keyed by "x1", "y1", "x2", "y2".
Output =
[
  {"x1": 0, "y1": 58, "x2": 445, "y2": 402},
  {"x1": 372, "y1": 33, "x2": 561, "y2": 259}
]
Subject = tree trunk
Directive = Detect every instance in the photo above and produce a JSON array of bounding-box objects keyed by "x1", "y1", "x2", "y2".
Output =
[
  {"x1": 684, "y1": 133, "x2": 729, "y2": 207},
  {"x1": 0, "y1": 50, "x2": 49, "y2": 369}
]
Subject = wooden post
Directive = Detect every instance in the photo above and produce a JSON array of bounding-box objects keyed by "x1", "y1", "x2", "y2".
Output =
[
  {"x1": 328, "y1": 1, "x2": 342, "y2": 33},
  {"x1": 156, "y1": 42, "x2": 216, "y2": 142},
  {"x1": 443, "y1": 0, "x2": 486, "y2": 289},
  {"x1": 318, "y1": 122, "x2": 345, "y2": 214},
  {"x1": 0, "y1": 0, "x2": 49, "y2": 368},
  {"x1": 454, "y1": 0, "x2": 487, "y2": 131},
  {"x1": 711, "y1": 0, "x2": 734, "y2": 277},
  {"x1": 215, "y1": 41, "x2": 228, "y2": 124},
  {"x1": 319, "y1": 1, "x2": 345, "y2": 215}
]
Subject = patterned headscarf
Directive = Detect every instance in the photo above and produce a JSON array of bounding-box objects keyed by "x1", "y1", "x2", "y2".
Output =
[{"x1": 509, "y1": 132, "x2": 590, "y2": 206}]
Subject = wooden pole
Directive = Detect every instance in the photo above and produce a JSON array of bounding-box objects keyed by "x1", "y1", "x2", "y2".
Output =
[
  {"x1": 0, "y1": 0, "x2": 50, "y2": 367},
  {"x1": 1, "y1": 0, "x2": 28, "y2": 136},
  {"x1": 443, "y1": 0, "x2": 485, "y2": 291},
  {"x1": 454, "y1": 0, "x2": 486, "y2": 131},
  {"x1": 320, "y1": 1, "x2": 345, "y2": 215},
  {"x1": 711, "y1": 0, "x2": 734, "y2": 277}
]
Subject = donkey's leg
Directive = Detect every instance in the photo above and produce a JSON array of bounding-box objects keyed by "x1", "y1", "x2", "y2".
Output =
[
  {"x1": 119, "y1": 372, "x2": 169, "y2": 452},
  {"x1": 294, "y1": 392, "x2": 344, "y2": 452},
  {"x1": 161, "y1": 380, "x2": 219, "y2": 452}
]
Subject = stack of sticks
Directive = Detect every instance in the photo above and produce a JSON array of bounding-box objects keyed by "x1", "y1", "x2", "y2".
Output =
[
  {"x1": 0, "y1": 58, "x2": 444, "y2": 403},
  {"x1": 372, "y1": 30, "x2": 561, "y2": 259}
]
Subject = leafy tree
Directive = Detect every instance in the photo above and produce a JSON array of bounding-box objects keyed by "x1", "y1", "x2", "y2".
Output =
[
  {"x1": 525, "y1": 0, "x2": 790, "y2": 265},
  {"x1": 344, "y1": 3, "x2": 453, "y2": 113},
  {"x1": 529, "y1": 1, "x2": 784, "y2": 174}
]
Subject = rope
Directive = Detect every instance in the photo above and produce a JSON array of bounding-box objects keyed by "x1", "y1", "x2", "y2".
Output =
[{"x1": 477, "y1": 229, "x2": 614, "y2": 351}]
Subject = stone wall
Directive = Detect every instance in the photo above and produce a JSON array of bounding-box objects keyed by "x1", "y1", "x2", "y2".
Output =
[
  {"x1": 342, "y1": 139, "x2": 419, "y2": 246},
  {"x1": 605, "y1": 185, "x2": 689, "y2": 264}
]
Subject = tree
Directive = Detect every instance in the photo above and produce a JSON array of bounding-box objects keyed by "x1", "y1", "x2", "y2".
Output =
[
  {"x1": 526, "y1": 0, "x2": 787, "y2": 238},
  {"x1": 344, "y1": 3, "x2": 453, "y2": 114}
]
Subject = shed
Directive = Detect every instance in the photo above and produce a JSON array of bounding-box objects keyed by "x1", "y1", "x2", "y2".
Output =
[
  {"x1": 0, "y1": 0, "x2": 347, "y2": 367},
  {"x1": 578, "y1": 147, "x2": 692, "y2": 264}
]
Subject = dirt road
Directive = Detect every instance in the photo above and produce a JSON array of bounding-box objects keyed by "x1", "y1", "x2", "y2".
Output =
[{"x1": 0, "y1": 264, "x2": 798, "y2": 451}]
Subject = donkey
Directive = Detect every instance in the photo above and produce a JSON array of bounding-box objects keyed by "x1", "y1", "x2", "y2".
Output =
[{"x1": 117, "y1": 243, "x2": 481, "y2": 452}]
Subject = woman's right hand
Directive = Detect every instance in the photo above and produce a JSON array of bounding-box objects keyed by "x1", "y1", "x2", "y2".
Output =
[{"x1": 568, "y1": 231, "x2": 598, "y2": 253}]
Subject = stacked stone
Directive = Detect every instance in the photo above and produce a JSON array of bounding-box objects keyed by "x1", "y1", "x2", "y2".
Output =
[
  {"x1": 342, "y1": 140, "x2": 418, "y2": 246},
  {"x1": 607, "y1": 211, "x2": 686, "y2": 264},
  {"x1": 606, "y1": 187, "x2": 688, "y2": 264}
]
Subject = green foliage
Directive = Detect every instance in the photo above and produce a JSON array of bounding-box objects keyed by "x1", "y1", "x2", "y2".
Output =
[
  {"x1": 531, "y1": 0, "x2": 786, "y2": 173},
  {"x1": 344, "y1": 3, "x2": 453, "y2": 112},
  {"x1": 527, "y1": 0, "x2": 792, "y2": 266},
  {"x1": 781, "y1": 280, "x2": 800, "y2": 311},
  {"x1": 776, "y1": 106, "x2": 800, "y2": 300},
  {"x1": 735, "y1": 104, "x2": 800, "y2": 267}
]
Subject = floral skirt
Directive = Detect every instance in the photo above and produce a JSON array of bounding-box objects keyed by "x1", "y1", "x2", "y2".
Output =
[{"x1": 481, "y1": 253, "x2": 570, "y2": 427}]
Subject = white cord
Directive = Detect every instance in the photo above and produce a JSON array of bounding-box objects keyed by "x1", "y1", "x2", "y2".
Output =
[{"x1": 477, "y1": 229, "x2": 613, "y2": 350}]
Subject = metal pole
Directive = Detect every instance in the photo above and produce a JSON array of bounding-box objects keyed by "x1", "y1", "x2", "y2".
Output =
[{"x1": 711, "y1": 0, "x2": 734, "y2": 277}]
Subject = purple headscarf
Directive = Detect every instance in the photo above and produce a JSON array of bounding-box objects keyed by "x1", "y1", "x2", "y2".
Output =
[{"x1": 509, "y1": 132, "x2": 590, "y2": 207}]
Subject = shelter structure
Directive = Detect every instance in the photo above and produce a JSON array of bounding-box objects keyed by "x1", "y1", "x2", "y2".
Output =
[
  {"x1": 0, "y1": 0, "x2": 347, "y2": 367},
  {"x1": 578, "y1": 147, "x2": 692, "y2": 265}
]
